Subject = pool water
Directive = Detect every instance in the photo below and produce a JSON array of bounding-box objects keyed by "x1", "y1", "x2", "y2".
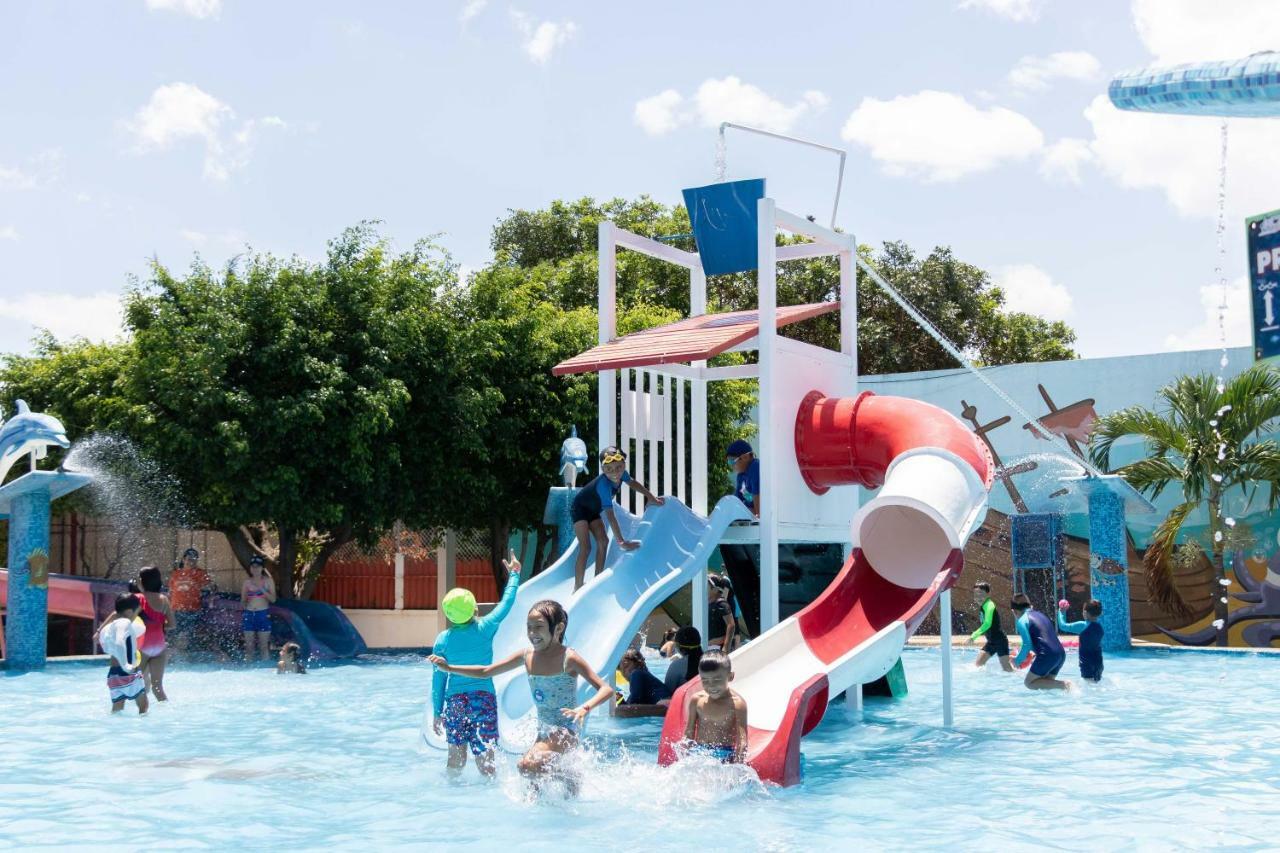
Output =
[{"x1": 2, "y1": 647, "x2": 1277, "y2": 850}]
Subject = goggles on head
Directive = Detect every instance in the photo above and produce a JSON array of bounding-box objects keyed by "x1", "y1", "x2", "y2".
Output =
[{"x1": 601, "y1": 452, "x2": 625, "y2": 464}]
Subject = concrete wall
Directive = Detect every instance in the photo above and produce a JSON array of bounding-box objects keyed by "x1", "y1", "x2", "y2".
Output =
[{"x1": 344, "y1": 609, "x2": 440, "y2": 648}]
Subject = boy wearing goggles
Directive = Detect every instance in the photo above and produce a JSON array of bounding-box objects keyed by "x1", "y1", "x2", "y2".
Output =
[{"x1": 569, "y1": 446, "x2": 663, "y2": 590}]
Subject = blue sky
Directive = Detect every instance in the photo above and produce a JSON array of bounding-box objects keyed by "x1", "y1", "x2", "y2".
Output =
[{"x1": 2, "y1": 0, "x2": 1280, "y2": 360}]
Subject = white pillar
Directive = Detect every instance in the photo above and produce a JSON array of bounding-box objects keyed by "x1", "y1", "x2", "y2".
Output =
[
  {"x1": 598, "y1": 222, "x2": 618, "y2": 457},
  {"x1": 435, "y1": 530, "x2": 457, "y2": 635},
  {"x1": 757, "y1": 197, "x2": 779, "y2": 632},
  {"x1": 394, "y1": 552, "x2": 405, "y2": 611},
  {"x1": 690, "y1": 264, "x2": 708, "y2": 517},
  {"x1": 940, "y1": 587, "x2": 954, "y2": 729},
  {"x1": 839, "y1": 241, "x2": 856, "y2": 371},
  {"x1": 693, "y1": 565, "x2": 708, "y2": 644}
]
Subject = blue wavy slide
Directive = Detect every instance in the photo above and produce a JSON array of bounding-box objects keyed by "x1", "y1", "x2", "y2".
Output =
[{"x1": 422, "y1": 496, "x2": 750, "y2": 752}]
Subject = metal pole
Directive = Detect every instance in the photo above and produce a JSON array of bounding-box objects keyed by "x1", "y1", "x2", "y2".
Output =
[
  {"x1": 940, "y1": 588, "x2": 954, "y2": 728},
  {"x1": 718, "y1": 122, "x2": 847, "y2": 229}
]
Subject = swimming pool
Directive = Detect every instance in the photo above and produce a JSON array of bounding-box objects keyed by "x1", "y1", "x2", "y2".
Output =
[{"x1": 2, "y1": 647, "x2": 1276, "y2": 850}]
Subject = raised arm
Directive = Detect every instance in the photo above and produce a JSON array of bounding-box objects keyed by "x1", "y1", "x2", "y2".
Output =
[
  {"x1": 1056, "y1": 610, "x2": 1087, "y2": 635},
  {"x1": 478, "y1": 551, "x2": 522, "y2": 637},
  {"x1": 428, "y1": 648, "x2": 525, "y2": 679},
  {"x1": 970, "y1": 600, "x2": 995, "y2": 642},
  {"x1": 562, "y1": 650, "x2": 618, "y2": 727}
]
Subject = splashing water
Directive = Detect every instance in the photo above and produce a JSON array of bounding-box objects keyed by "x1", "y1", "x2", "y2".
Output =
[{"x1": 714, "y1": 132, "x2": 728, "y2": 182}]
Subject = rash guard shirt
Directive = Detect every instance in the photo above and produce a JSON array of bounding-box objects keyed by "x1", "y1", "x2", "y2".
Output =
[{"x1": 431, "y1": 575, "x2": 520, "y2": 716}]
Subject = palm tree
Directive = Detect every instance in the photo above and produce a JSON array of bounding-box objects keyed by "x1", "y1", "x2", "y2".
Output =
[{"x1": 1090, "y1": 365, "x2": 1280, "y2": 646}]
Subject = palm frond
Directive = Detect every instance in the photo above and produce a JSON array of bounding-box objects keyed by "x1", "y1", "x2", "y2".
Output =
[
  {"x1": 1142, "y1": 500, "x2": 1199, "y2": 618},
  {"x1": 1089, "y1": 405, "x2": 1186, "y2": 471},
  {"x1": 1234, "y1": 441, "x2": 1280, "y2": 510},
  {"x1": 1222, "y1": 364, "x2": 1280, "y2": 441},
  {"x1": 1111, "y1": 456, "x2": 1183, "y2": 500}
]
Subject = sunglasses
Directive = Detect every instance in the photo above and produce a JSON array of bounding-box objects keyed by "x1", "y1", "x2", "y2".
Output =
[{"x1": 601, "y1": 452, "x2": 625, "y2": 464}]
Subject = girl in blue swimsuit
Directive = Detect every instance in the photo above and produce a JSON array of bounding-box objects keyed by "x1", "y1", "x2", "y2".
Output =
[{"x1": 429, "y1": 600, "x2": 614, "y2": 793}]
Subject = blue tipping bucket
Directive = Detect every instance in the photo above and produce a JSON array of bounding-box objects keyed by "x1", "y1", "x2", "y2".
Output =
[{"x1": 682, "y1": 178, "x2": 766, "y2": 276}]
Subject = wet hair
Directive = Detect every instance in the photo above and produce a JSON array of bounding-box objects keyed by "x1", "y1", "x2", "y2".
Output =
[
  {"x1": 138, "y1": 566, "x2": 163, "y2": 593},
  {"x1": 661, "y1": 627, "x2": 677, "y2": 643},
  {"x1": 698, "y1": 649, "x2": 731, "y2": 674},
  {"x1": 114, "y1": 593, "x2": 140, "y2": 615},
  {"x1": 127, "y1": 580, "x2": 142, "y2": 594},
  {"x1": 1010, "y1": 593, "x2": 1031, "y2": 611},
  {"x1": 1084, "y1": 599, "x2": 1103, "y2": 617},
  {"x1": 974, "y1": 581, "x2": 991, "y2": 593},
  {"x1": 529, "y1": 599, "x2": 569, "y2": 643},
  {"x1": 620, "y1": 648, "x2": 647, "y2": 669},
  {"x1": 281, "y1": 641, "x2": 306, "y2": 673},
  {"x1": 673, "y1": 626, "x2": 702, "y2": 685},
  {"x1": 599, "y1": 445, "x2": 627, "y2": 463}
]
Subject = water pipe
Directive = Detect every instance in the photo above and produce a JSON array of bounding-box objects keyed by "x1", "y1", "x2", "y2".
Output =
[{"x1": 717, "y1": 122, "x2": 847, "y2": 230}]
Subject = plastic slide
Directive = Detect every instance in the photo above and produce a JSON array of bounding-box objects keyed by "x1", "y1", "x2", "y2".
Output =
[
  {"x1": 0, "y1": 570, "x2": 366, "y2": 661},
  {"x1": 423, "y1": 496, "x2": 751, "y2": 753},
  {"x1": 659, "y1": 392, "x2": 994, "y2": 786}
]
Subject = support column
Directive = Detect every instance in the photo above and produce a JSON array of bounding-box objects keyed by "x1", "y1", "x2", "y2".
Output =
[
  {"x1": 435, "y1": 530, "x2": 457, "y2": 636},
  {"x1": 940, "y1": 587, "x2": 954, "y2": 728},
  {"x1": 757, "y1": 197, "x2": 779, "y2": 632},
  {"x1": 5, "y1": 488, "x2": 52, "y2": 670},
  {"x1": 1087, "y1": 486, "x2": 1131, "y2": 651}
]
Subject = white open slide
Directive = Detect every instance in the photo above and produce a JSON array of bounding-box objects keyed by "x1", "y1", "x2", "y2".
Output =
[{"x1": 423, "y1": 495, "x2": 750, "y2": 752}]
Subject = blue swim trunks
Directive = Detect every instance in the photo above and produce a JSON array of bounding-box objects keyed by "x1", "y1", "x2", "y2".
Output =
[
  {"x1": 241, "y1": 609, "x2": 271, "y2": 633},
  {"x1": 694, "y1": 743, "x2": 737, "y2": 763},
  {"x1": 1030, "y1": 648, "x2": 1066, "y2": 678},
  {"x1": 443, "y1": 690, "x2": 499, "y2": 755}
]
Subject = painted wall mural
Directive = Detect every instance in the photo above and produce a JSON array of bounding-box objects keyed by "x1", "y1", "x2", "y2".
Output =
[{"x1": 861, "y1": 345, "x2": 1277, "y2": 648}]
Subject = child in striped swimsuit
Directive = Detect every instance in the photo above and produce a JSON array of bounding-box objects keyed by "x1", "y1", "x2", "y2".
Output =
[
  {"x1": 429, "y1": 599, "x2": 615, "y2": 794},
  {"x1": 97, "y1": 594, "x2": 149, "y2": 714}
]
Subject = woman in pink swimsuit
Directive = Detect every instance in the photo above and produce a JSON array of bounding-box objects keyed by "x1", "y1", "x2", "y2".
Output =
[{"x1": 135, "y1": 566, "x2": 174, "y2": 701}]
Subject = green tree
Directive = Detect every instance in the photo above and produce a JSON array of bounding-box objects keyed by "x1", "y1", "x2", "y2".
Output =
[
  {"x1": 1091, "y1": 366, "x2": 1280, "y2": 645},
  {"x1": 123, "y1": 225, "x2": 465, "y2": 597}
]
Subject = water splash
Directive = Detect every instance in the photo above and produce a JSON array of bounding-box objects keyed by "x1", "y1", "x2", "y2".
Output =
[{"x1": 714, "y1": 133, "x2": 728, "y2": 182}]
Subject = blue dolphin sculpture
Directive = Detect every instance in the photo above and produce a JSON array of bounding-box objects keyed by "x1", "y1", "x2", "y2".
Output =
[
  {"x1": 0, "y1": 400, "x2": 70, "y2": 484},
  {"x1": 559, "y1": 425, "x2": 588, "y2": 487}
]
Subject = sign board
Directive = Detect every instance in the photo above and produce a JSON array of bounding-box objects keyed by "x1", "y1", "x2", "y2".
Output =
[{"x1": 1248, "y1": 208, "x2": 1280, "y2": 362}]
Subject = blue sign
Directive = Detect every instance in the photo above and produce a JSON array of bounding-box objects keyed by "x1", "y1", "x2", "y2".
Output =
[{"x1": 1248, "y1": 208, "x2": 1280, "y2": 362}]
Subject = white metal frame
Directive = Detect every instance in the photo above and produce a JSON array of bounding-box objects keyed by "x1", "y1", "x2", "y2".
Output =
[{"x1": 596, "y1": 201, "x2": 857, "y2": 636}]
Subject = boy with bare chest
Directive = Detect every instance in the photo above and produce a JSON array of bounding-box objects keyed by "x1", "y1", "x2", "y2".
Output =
[{"x1": 683, "y1": 650, "x2": 748, "y2": 763}]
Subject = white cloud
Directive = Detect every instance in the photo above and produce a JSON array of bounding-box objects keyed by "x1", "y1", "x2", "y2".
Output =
[
  {"x1": 123, "y1": 83, "x2": 284, "y2": 181},
  {"x1": 1132, "y1": 0, "x2": 1280, "y2": 65},
  {"x1": 1039, "y1": 137, "x2": 1093, "y2": 185},
  {"x1": 1008, "y1": 51, "x2": 1102, "y2": 92},
  {"x1": 0, "y1": 165, "x2": 36, "y2": 190},
  {"x1": 145, "y1": 0, "x2": 221, "y2": 19},
  {"x1": 459, "y1": 0, "x2": 487, "y2": 24},
  {"x1": 1163, "y1": 279, "x2": 1251, "y2": 352},
  {"x1": 510, "y1": 12, "x2": 577, "y2": 64},
  {"x1": 993, "y1": 264, "x2": 1074, "y2": 319},
  {"x1": 0, "y1": 226, "x2": 18, "y2": 241},
  {"x1": 958, "y1": 0, "x2": 1041, "y2": 23},
  {"x1": 0, "y1": 292, "x2": 124, "y2": 343},
  {"x1": 634, "y1": 77, "x2": 828, "y2": 136},
  {"x1": 841, "y1": 90, "x2": 1044, "y2": 182},
  {"x1": 1084, "y1": 94, "x2": 1280, "y2": 221},
  {"x1": 0, "y1": 149, "x2": 62, "y2": 190}
]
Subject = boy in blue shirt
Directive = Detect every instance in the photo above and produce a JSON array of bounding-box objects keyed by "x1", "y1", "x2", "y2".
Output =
[
  {"x1": 727, "y1": 439, "x2": 760, "y2": 518},
  {"x1": 1057, "y1": 598, "x2": 1104, "y2": 682},
  {"x1": 430, "y1": 550, "x2": 522, "y2": 777},
  {"x1": 570, "y1": 446, "x2": 663, "y2": 590},
  {"x1": 1012, "y1": 594, "x2": 1069, "y2": 690}
]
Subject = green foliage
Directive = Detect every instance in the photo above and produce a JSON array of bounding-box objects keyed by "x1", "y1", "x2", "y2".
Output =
[{"x1": 1090, "y1": 365, "x2": 1280, "y2": 639}]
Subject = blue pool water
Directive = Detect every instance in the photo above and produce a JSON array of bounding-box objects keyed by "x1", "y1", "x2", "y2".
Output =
[{"x1": 2, "y1": 647, "x2": 1277, "y2": 850}]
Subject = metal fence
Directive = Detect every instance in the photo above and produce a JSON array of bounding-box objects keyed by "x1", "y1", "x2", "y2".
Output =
[{"x1": 313, "y1": 528, "x2": 499, "y2": 609}]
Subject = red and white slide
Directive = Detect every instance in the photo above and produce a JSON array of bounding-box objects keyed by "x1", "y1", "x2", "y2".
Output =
[{"x1": 658, "y1": 392, "x2": 994, "y2": 786}]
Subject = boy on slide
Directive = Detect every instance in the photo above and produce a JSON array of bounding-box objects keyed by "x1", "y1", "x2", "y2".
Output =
[
  {"x1": 569, "y1": 446, "x2": 663, "y2": 591},
  {"x1": 430, "y1": 550, "x2": 522, "y2": 778},
  {"x1": 967, "y1": 581, "x2": 1013, "y2": 671},
  {"x1": 1011, "y1": 594, "x2": 1069, "y2": 691}
]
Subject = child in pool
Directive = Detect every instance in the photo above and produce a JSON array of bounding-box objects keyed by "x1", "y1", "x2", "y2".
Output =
[
  {"x1": 96, "y1": 593, "x2": 149, "y2": 714},
  {"x1": 276, "y1": 641, "x2": 307, "y2": 674},
  {"x1": 428, "y1": 599, "x2": 614, "y2": 792},
  {"x1": 1057, "y1": 598, "x2": 1104, "y2": 682},
  {"x1": 134, "y1": 567, "x2": 175, "y2": 700},
  {"x1": 967, "y1": 581, "x2": 1013, "y2": 671},
  {"x1": 429, "y1": 551, "x2": 522, "y2": 778},
  {"x1": 570, "y1": 446, "x2": 663, "y2": 591},
  {"x1": 683, "y1": 651, "x2": 748, "y2": 763},
  {"x1": 1012, "y1": 594, "x2": 1069, "y2": 691}
]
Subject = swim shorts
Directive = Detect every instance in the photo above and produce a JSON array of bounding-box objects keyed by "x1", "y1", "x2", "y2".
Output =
[
  {"x1": 241, "y1": 609, "x2": 271, "y2": 633},
  {"x1": 107, "y1": 666, "x2": 145, "y2": 702},
  {"x1": 570, "y1": 496, "x2": 601, "y2": 525},
  {"x1": 694, "y1": 743, "x2": 737, "y2": 763},
  {"x1": 442, "y1": 690, "x2": 499, "y2": 755},
  {"x1": 1030, "y1": 648, "x2": 1066, "y2": 678},
  {"x1": 982, "y1": 632, "x2": 1010, "y2": 658}
]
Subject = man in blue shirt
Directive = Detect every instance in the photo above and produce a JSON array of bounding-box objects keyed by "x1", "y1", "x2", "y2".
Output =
[{"x1": 727, "y1": 439, "x2": 760, "y2": 518}]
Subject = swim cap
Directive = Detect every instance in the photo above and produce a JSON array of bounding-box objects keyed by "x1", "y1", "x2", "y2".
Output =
[{"x1": 442, "y1": 588, "x2": 477, "y2": 624}]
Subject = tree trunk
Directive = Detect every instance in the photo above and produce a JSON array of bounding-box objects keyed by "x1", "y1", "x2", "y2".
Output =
[
  {"x1": 531, "y1": 524, "x2": 548, "y2": 576},
  {"x1": 1210, "y1": 494, "x2": 1228, "y2": 647},
  {"x1": 488, "y1": 519, "x2": 511, "y2": 590},
  {"x1": 297, "y1": 524, "x2": 355, "y2": 601},
  {"x1": 277, "y1": 529, "x2": 298, "y2": 600}
]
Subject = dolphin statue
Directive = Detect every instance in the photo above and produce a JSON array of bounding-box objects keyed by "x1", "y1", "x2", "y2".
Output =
[
  {"x1": 0, "y1": 400, "x2": 70, "y2": 484},
  {"x1": 559, "y1": 425, "x2": 588, "y2": 488}
]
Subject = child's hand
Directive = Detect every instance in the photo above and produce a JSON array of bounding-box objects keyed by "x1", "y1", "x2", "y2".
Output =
[
  {"x1": 621, "y1": 540, "x2": 641, "y2": 552},
  {"x1": 432, "y1": 716, "x2": 444, "y2": 735},
  {"x1": 650, "y1": 495, "x2": 665, "y2": 506},
  {"x1": 1057, "y1": 599, "x2": 1070, "y2": 611},
  {"x1": 562, "y1": 705, "x2": 589, "y2": 726},
  {"x1": 502, "y1": 549, "x2": 521, "y2": 581},
  {"x1": 427, "y1": 655, "x2": 449, "y2": 670}
]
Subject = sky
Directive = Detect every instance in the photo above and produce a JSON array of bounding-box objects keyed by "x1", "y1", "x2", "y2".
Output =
[{"x1": 2, "y1": 0, "x2": 1280, "y2": 360}]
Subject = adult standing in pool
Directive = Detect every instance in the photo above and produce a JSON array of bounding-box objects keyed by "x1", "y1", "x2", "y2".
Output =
[
  {"x1": 241, "y1": 555, "x2": 276, "y2": 662},
  {"x1": 1011, "y1": 594, "x2": 1069, "y2": 690},
  {"x1": 170, "y1": 547, "x2": 214, "y2": 655}
]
